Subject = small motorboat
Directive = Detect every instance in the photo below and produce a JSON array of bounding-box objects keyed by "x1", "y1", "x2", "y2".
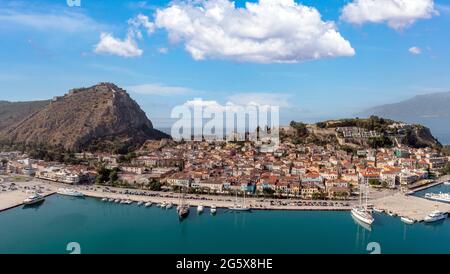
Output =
[
  {"x1": 210, "y1": 204, "x2": 217, "y2": 215},
  {"x1": 401, "y1": 216, "x2": 416, "y2": 224},
  {"x1": 197, "y1": 204, "x2": 204, "y2": 214}
]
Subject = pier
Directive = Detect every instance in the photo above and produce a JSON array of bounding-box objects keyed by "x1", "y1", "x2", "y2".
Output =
[
  {"x1": 0, "y1": 189, "x2": 55, "y2": 212},
  {"x1": 407, "y1": 175, "x2": 450, "y2": 193},
  {"x1": 373, "y1": 193, "x2": 450, "y2": 222}
]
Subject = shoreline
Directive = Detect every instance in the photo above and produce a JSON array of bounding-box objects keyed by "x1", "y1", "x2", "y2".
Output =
[
  {"x1": 0, "y1": 178, "x2": 353, "y2": 212},
  {"x1": 81, "y1": 188, "x2": 353, "y2": 211},
  {"x1": 1, "y1": 175, "x2": 449, "y2": 214}
]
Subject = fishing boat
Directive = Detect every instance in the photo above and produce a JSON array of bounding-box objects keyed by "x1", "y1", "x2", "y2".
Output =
[
  {"x1": 443, "y1": 181, "x2": 450, "y2": 186},
  {"x1": 351, "y1": 182, "x2": 374, "y2": 225},
  {"x1": 137, "y1": 201, "x2": 144, "y2": 206},
  {"x1": 166, "y1": 203, "x2": 174, "y2": 209},
  {"x1": 101, "y1": 198, "x2": 108, "y2": 202}
]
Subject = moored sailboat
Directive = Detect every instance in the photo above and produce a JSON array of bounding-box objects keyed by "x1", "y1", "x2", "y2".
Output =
[{"x1": 351, "y1": 182, "x2": 374, "y2": 225}]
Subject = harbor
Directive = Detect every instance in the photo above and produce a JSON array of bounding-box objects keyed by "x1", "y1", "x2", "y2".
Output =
[
  {"x1": 0, "y1": 178, "x2": 353, "y2": 212},
  {"x1": 372, "y1": 193, "x2": 450, "y2": 222},
  {"x1": 2, "y1": 193, "x2": 450, "y2": 254}
]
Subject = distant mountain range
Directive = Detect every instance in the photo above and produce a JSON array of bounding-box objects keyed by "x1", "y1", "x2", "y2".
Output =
[
  {"x1": 0, "y1": 83, "x2": 170, "y2": 152},
  {"x1": 362, "y1": 91, "x2": 450, "y2": 144}
]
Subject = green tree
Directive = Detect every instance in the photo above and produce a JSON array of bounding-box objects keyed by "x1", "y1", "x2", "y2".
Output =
[
  {"x1": 1, "y1": 158, "x2": 8, "y2": 166},
  {"x1": 442, "y1": 163, "x2": 450, "y2": 175},
  {"x1": 147, "y1": 179, "x2": 162, "y2": 191},
  {"x1": 109, "y1": 170, "x2": 119, "y2": 183}
]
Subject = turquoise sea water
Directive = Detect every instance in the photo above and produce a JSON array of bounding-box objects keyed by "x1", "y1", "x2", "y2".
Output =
[{"x1": 1, "y1": 187, "x2": 450, "y2": 254}]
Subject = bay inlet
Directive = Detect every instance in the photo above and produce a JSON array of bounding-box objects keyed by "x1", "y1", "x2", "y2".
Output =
[{"x1": 1, "y1": 189, "x2": 450, "y2": 254}]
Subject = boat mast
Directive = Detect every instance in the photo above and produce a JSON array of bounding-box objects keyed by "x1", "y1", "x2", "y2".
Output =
[{"x1": 364, "y1": 182, "x2": 369, "y2": 211}]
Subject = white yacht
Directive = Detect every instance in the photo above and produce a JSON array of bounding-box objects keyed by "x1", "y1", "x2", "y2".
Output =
[
  {"x1": 401, "y1": 216, "x2": 416, "y2": 224},
  {"x1": 101, "y1": 198, "x2": 108, "y2": 202},
  {"x1": 197, "y1": 205, "x2": 204, "y2": 214},
  {"x1": 210, "y1": 204, "x2": 217, "y2": 215},
  {"x1": 424, "y1": 210, "x2": 448, "y2": 223},
  {"x1": 425, "y1": 192, "x2": 450, "y2": 204},
  {"x1": 57, "y1": 188, "x2": 84, "y2": 197},
  {"x1": 145, "y1": 202, "x2": 152, "y2": 207},
  {"x1": 443, "y1": 181, "x2": 450, "y2": 186},
  {"x1": 166, "y1": 203, "x2": 174, "y2": 209},
  {"x1": 351, "y1": 207, "x2": 374, "y2": 225},
  {"x1": 351, "y1": 182, "x2": 374, "y2": 225},
  {"x1": 23, "y1": 194, "x2": 45, "y2": 205},
  {"x1": 137, "y1": 201, "x2": 144, "y2": 206},
  {"x1": 161, "y1": 202, "x2": 167, "y2": 208}
]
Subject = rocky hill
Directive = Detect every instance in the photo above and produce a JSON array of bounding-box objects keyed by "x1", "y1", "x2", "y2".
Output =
[
  {"x1": 0, "y1": 100, "x2": 50, "y2": 131},
  {"x1": 362, "y1": 91, "x2": 450, "y2": 144},
  {"x1": 0, "y1": 83, "x2": 170, "y2": 152},
  {"x1": 284, "y1": 116, "x2": 441, "y2": 149}
]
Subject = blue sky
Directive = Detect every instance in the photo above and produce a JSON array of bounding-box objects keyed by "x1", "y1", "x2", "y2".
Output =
[{"x1": 1, "y1": 0, "x2": 449, "y2": 128}]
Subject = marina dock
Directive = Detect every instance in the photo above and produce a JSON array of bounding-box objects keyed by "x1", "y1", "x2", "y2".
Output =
[
  {"x1": 81, "y1": 189, "x2": 352, "y2": 211},
  {"x1": 373, "y1": 193, "x2": 450, "y2": 222},
  {"x1": 407, "y1": 175, "x2": 450, "y2": 193},
  {"x1": 0, "y1": 189, "x2": 55, "y2": 212}
]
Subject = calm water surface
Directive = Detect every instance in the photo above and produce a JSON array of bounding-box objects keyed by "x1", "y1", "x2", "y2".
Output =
[{"x1": 1, "y1": 186, "x2": 450, "y2": 254}]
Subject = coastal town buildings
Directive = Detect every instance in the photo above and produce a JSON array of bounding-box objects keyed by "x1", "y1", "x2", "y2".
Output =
[{"x1": 1, "y1": 136, "x2": 448, "y2": 199}]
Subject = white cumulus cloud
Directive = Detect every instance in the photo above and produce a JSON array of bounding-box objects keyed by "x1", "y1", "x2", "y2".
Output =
[
  {"x1": 341, "y1": 0, "x2": 438, "y2": 30},
  {"x1": 94, "y1": 32, "x2": 143, "y2": 57},
  {"x1": 94, "y1": 14, "x2": 155, "y2": 58},
  {"x1": 408, "y1": 46, "x2": 422, "y2": 55},
  {"x1": 155, "y1": 0, "x2": 355, "y2": 63}
]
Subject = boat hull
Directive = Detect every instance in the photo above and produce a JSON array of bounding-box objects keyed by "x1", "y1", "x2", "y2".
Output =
[
  {"x1": 23, "y1": 197, "x2": 45, "y2": 205},
  {"x1": 424, "y1": 213, "x2": 448, "y2": 223},
  {"x1": 351, "y1": 208, "x2": 374, "y2": 225},
  {"x1": 401, "y1": 217, "x2": 415, "y2": 224}
]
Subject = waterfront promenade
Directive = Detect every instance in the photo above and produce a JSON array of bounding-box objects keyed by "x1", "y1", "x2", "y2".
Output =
[
  {"x1": 2, "y1": 175, "x2": 450, "y2": 215},
  {"x1": 0, "y1": 177, "x2": 352, "y2": 212}
]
